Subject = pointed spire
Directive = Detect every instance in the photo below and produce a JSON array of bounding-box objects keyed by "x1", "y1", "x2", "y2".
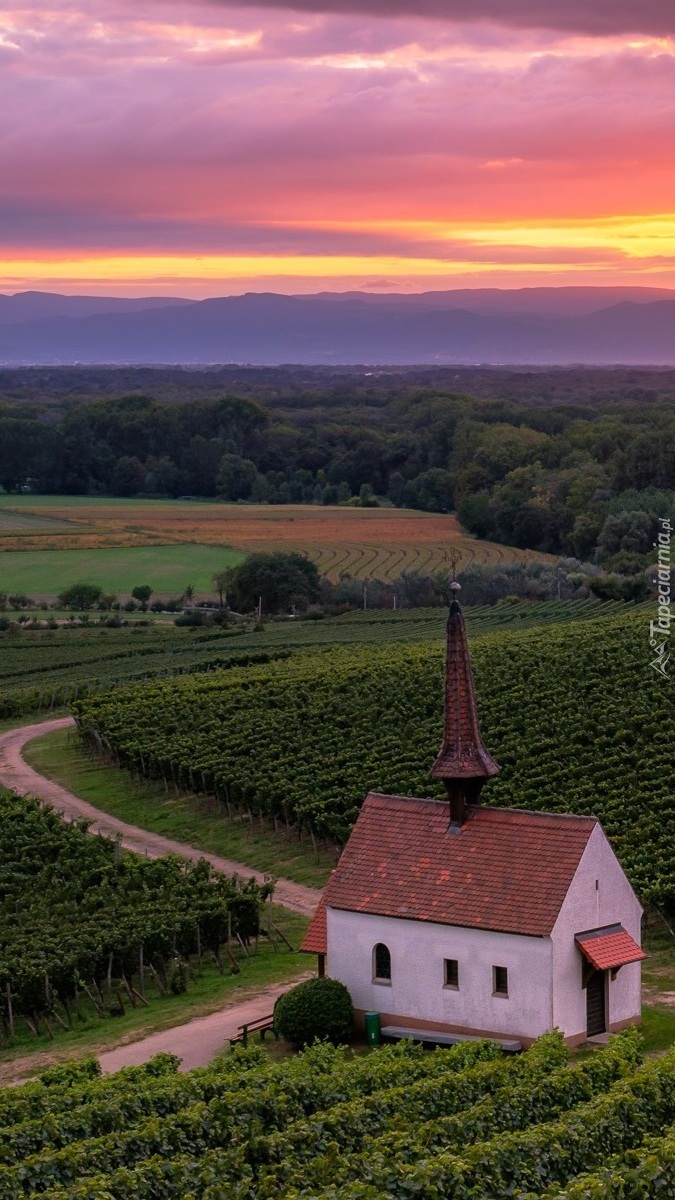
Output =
[{"x1": 431, "y1": 582, "x2": 499, "y2": 826}]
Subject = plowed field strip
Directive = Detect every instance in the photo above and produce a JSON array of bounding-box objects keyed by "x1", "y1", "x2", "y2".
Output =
[
  {"x1": 367, "y1": 546, "x2": 398, "y2": 579},
  {"x1": 1, "y1": 501, "x2": 554, "y2": 585},
  {"x1": 328, "y1": 545, "x2": 354, "y2": 576},
  {"x1": 380, "y1": 546, "x2": 408, "y2": 579}
]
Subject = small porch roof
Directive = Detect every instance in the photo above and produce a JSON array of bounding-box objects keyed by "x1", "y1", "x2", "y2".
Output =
[{"x1": 575, "y1": 924, "x2": 646, "y2": 971}]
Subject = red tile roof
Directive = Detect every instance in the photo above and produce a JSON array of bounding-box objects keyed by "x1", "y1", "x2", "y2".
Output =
[
  {"x1": 300, "y1": 899, "x2": 327, "y2": 954},
  {"x1": 317, "y1": 793, "x2": 597, "y2": 938},
  {"x1": 431, "y1": 599, "x2": 500, "y2": 782},
  {"x1": 576, "y1": 925, "x2": 646, "y2": 971}
]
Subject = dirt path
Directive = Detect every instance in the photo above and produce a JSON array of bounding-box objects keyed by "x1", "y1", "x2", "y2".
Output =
[
  {"x1": 0, "y1": 972, "x2": 313, "y2": 1084},
  {"x1": 98, "y1": 973, "x2": 312, "y2": 1073},
  {"x1": 0, "y1": 717, "x2": 321, "y2": 918}
]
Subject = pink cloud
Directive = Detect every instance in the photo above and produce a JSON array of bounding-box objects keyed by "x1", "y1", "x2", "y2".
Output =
[{"x1": 3, "y1": 0, "x2": 675, "y2": 290}]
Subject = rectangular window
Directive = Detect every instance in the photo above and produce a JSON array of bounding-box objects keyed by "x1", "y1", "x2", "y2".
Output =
[
  {"x1": 444, "y1": 958, "x2": 459, "y2": 988},
  {"x1": 493, "y1": 965, "x2": 509, "y2": 996}
]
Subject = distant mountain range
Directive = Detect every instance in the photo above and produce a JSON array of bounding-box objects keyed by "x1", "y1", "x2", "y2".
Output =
[{"x1": 2, "y1": 286, "x2": 675, "y2": 365}]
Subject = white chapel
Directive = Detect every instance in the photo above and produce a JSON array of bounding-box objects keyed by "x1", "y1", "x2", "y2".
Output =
[{"x1": 302, "y1": 586, "x2": 645, "y2": 1046}]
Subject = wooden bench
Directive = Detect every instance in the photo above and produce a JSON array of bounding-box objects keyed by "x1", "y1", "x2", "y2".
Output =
[
  {"x1": 381, "y1": 1025, "x2": 522, "y2": 1054},
  {"x1": 229, "y1": 1013, "x2": 279, "y2": 1049}
]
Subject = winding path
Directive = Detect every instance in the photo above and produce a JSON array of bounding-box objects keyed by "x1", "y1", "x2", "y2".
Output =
[
  {"x1": 0, "y1": 716, "x2": 321, "y2": 1077},
  {"x1": 97, "y1": 974, "x2": 312, "y2": 1074},
  {"x1": 0, "y1": 717, "x2": 321, "y2": 917}
]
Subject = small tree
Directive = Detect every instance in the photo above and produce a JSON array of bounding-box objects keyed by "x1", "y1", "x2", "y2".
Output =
[
  {"x1": 229, "y1": 552, "x2": 320, "y2": 614},
  {"x1": 131, "y1": 585, "x2": 153, "y2": 611},
  {"x1": 212, "y1": 569, "x2": 232, "y2": 610},
  {"x1": 8, "y1": 593, "x2": 33, "y2": 610},
  {"x1": 358, "y1": 483, "x2": 378, "y2": 507},
  {"x1": 274, "y1": 977, "x2": 354, "y2": 1049},
  {"x1": 57, "y1": 583, "x2": 104, "y2": 611}
]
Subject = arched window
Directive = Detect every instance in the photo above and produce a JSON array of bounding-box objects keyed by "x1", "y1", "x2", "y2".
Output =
[{"x1": 373, "y1": 943, "x2": 391, "y2": 982}]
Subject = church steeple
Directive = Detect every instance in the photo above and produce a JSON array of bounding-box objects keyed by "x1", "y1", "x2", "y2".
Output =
[{"x1": 431, "y1": 582, "x2": 500, "y2": 829}]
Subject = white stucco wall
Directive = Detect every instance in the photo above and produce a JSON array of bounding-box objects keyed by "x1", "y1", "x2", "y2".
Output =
[
  {"x1": 551, "y1": 823, "x2": 643, "y2": 1039},
  {"x1": 326, "y1": 907, "x2": 553, "y2": 1041},
  {"x1": 326, "y1": 825, "x2": 642, "y2": 1043}
]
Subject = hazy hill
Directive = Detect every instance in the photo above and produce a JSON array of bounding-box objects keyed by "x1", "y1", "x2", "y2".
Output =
[
  {"x1": 306, "y1": 286, "x2": 675, "y2": 315},
  {"x1": 2, "y1": 287, "x2": 675, "y2": 365},
  {"x1": 0, "y1": 292, "x2": 192, "y2": 326}
]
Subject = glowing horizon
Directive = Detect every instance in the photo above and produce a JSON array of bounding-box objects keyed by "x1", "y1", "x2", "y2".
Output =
[{"x1": 3, "y1": 2, "x2": 675, "y2": 296}]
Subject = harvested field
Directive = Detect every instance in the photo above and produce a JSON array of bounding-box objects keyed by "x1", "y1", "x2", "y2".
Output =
[
  {"x1": 0, "y1": 510, "x2": 82, "y2": 536},
  {"x1": 0, "y1": 498, "x2": 553, "y2": 589}
]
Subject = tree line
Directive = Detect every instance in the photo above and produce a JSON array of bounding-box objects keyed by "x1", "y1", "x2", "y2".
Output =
[
  {"x1": 1, "y1": 379, "x2": 674, "y2": 573},
  {"x1": 0, "y1": 551, "x2": 655, "y2": 629}
]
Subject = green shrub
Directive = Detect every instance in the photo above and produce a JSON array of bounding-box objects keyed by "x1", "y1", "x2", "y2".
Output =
[
  {"x1": 57, "y1": 583, "x2": 102, "y2": 611},
  {"x1": 39, "y1": 1056, "x2": 101, "y2": 1086},
  {"x1": 274, "y1": 977, "x2": 354, "y2": 1048},
  {"x1": 174, "y1": 611, "x2": 208, "y2": 626}
]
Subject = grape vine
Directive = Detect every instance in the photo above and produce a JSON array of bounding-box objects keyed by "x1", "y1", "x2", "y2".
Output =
[
  {"x1": 74, "y1": 609, "x2": 675, "y2": 910},
  {"x1": 0, "y1": 791, "x2": 272, "y2": 1034}
]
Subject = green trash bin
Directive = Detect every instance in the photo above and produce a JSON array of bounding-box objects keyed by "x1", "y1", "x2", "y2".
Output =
[{"x1": 365, "y1": 1011, "x2": 381, "y2": 1047}]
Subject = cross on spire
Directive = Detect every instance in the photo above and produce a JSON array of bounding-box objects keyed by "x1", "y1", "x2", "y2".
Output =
[{"x1": 431, "y1": 582, "x2": 500, "y2": 828}]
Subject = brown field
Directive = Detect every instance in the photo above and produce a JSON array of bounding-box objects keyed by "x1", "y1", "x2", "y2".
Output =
[
  {"x1": 0, "y1": 511, "x2": 82, "y2": 536},
  {"x1": 0, "y1": 500, "x2": 552, "y2": 581}
]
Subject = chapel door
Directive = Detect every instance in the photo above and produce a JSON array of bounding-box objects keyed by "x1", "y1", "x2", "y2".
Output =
[{"x1": 586, "y1": 969, "x2": 606, "y2": 1036}]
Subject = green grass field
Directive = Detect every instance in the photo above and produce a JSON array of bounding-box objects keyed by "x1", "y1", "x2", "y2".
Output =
[{"x1": 0, "y1": 543, "x2": 243, "y2": 596}]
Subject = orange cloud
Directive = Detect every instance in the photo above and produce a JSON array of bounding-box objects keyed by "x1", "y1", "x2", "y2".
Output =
[{"x1": 2, "y1": 2, "x2": 675, "y2": 293}]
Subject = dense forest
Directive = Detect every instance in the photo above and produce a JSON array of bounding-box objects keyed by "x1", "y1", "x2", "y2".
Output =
[{"x1": 1, "y1": 366, "x2": 674, "y2": 572}]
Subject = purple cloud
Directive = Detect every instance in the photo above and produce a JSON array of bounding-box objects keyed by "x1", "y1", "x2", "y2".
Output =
[{"x1": 237, "y1": 0, "x2": 675, "y2": 37}]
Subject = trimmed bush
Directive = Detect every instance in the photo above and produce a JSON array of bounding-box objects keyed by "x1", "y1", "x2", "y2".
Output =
[
  {"x1": 174, "y1": 611, "x2": 206, "y2": 626},
  {"x1": 274, "y1": 977, "x2": 354, "y2": 1048}
]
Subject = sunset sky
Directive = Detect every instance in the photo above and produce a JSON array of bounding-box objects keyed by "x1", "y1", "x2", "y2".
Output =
[{"x1": 3, "y1": 0, "x2": 675, "y2": 296}]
